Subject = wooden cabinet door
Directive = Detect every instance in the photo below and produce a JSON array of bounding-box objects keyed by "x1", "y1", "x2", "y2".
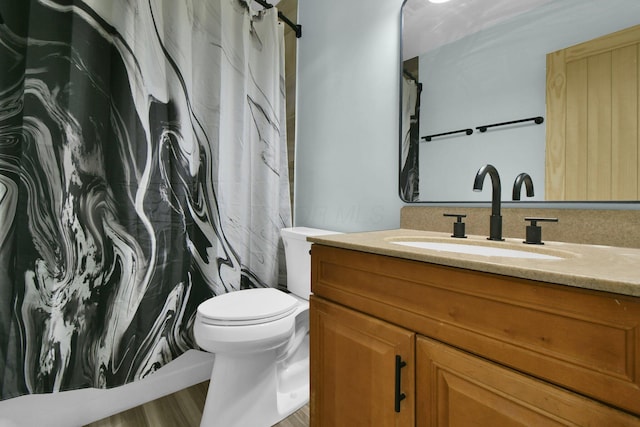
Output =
[
  {"x1": 417, "y1": 336, "x2": 640, "y2": 427},
  {"x1": 310, "y1": 297, "x2": 415, "y2": 427}
]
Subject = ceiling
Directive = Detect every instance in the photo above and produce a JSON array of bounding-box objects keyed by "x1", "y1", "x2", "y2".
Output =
[{"x1": 402, "y1": 0, "x2": 556, "y2": 60}]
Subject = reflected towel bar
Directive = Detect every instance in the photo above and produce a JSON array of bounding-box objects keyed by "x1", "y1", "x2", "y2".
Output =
[
  {"x1": 476, "y1": 116, "x2": 544, "y2": 132},
  {"x1": 422, "y1": 128, "x2": 473, "y2": 142}
]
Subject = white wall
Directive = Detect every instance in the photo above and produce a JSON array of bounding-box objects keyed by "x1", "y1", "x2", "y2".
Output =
[{"x1": 295, "y1": 0, "x2": 405, "y2": 232}]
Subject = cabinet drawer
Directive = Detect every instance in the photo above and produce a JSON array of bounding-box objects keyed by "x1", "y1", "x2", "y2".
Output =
[{"x1": 311, "y1": 244, "x2": 640, "y2": 415}]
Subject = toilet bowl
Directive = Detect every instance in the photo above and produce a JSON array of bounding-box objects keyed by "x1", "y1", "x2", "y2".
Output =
[{"x1": 194, "y1": 227, "x2": 338, "y2": 427}]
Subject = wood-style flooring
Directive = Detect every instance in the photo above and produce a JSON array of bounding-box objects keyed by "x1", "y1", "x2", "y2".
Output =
[{"x1": 84, "y1": 381, "x2": 309, "y2": 427}]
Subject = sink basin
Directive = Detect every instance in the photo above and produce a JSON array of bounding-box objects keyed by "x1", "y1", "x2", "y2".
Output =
[{"x1": 391, "y1": 241, "x2": 563, "y2": 260}]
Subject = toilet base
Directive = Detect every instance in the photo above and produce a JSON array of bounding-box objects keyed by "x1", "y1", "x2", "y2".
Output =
[{"x1": 199, "y1": 344, "x2": 309, "y2": 427}]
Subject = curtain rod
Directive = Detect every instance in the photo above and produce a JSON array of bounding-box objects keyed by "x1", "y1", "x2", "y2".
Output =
[
  {"x1": 253, "y1": 0, "x2": 301, "y2": 38},
  {"x1": 0, "y1": 6, "x2": 298, "y2": 37}
]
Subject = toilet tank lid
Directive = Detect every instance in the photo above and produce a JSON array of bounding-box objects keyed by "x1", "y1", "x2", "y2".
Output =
[{"x1": 281, "y1": 227, "x2": 341, "y2": 241}]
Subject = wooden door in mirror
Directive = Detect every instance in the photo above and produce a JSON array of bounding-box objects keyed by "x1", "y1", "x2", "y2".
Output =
[{"x1": 546, "y1": 24, "x2": 640, "y2": 200}]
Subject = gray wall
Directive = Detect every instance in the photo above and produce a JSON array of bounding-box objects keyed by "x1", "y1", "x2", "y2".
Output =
[{"x1": 294, "y1": 0, "x2": 405, "y2": 232}]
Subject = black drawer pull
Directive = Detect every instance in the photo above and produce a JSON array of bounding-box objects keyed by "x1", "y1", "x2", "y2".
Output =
[{"x1": 395, "y1": 355, "x2": 407, "y2": 412}]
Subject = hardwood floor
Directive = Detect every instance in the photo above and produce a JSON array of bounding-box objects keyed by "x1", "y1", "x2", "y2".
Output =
[{"x1": 85, "y1": 381, "x2": 309, "y2": 427}]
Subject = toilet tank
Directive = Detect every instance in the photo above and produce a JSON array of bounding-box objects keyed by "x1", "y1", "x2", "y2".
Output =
[{"x1": 281, "y1": 227, "x2": 340, "y2": 299}]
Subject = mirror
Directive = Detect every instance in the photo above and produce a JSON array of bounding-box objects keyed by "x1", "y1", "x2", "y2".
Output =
[{"x1": 400, "y1": 0, "x2": 640, "y2": 202}]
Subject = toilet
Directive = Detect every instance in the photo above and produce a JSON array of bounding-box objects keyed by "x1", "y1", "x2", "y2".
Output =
[{"x1": 194, "y1": 227, "x2": 338, "y2": 427}]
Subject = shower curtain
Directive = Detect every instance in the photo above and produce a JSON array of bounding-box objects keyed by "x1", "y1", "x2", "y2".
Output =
[
  {"x1": 0, "y1": 0, "x2": 291, "y2": 400},
  {"x1": 400, "y1": 76, "x2": 420, "y2": 202}
]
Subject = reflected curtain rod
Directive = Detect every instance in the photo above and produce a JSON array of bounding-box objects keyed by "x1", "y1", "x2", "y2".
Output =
[
  {"x1": 254, "y1": 0, "x2": 302, "y2": 38},
  {"x1": 403, "y1": 70, "x2": 418, "y2": 83}
]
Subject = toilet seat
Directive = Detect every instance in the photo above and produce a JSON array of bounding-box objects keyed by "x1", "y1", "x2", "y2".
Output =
[{"x1": 197, "y1": 288, "x2": 299, "y2": 326}]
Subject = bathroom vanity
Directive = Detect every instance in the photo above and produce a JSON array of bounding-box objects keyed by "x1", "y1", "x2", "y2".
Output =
[{"x1": 308, "y1": 229, "x2": 640, "y2": 426}]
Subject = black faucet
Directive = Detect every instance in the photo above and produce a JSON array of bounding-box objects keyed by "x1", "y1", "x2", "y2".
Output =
[
  {"x1": 512, "y1": 173, "x2": 534, "y2": 200},
  {"x1": 473, "y1": 164, "x2": 504, "y2": 241}
]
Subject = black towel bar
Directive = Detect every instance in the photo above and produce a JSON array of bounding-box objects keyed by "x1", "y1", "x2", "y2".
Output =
[
  {"x1": 476, "y1": 116, "x2": 544, "y2": 132},
  {"x1": 422, "y1": 128, "x2": 473, "y2": 142}
]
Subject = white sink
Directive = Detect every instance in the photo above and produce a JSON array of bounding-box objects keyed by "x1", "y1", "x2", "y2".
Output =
[{"x1": 391, "y1": 241, "x2": 563, "y2": 260}]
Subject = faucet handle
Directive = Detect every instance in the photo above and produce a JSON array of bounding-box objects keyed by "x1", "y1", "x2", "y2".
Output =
[
  {"x1": 444, "y1": 213, "x2": 467, "y2": 238},
  {"x1": 523, "y1": 217, "x2": 558, "y2": 245}
]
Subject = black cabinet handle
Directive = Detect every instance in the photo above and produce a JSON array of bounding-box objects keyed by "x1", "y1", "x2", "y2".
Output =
[{"x1": 395, "y1": 355, "x2": 407, "y2": 412}]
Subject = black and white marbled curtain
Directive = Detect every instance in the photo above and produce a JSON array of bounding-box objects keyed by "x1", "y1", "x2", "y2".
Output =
[
  {"x1": 401, "y1": 76, "x2": 420, "y2": 202},
  {"x1": 0, "y1": 0, "x2": 291, "y2": 400}
]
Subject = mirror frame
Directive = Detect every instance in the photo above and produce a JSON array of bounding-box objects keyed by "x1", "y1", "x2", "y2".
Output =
[{"x1": 398, "y1": 0, "x2": 640, "y2": 207}]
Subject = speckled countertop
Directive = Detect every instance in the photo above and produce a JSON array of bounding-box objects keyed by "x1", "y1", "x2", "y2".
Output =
[{"x1": 308, "y1": 229, "x2": 640, "y2": 298}]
